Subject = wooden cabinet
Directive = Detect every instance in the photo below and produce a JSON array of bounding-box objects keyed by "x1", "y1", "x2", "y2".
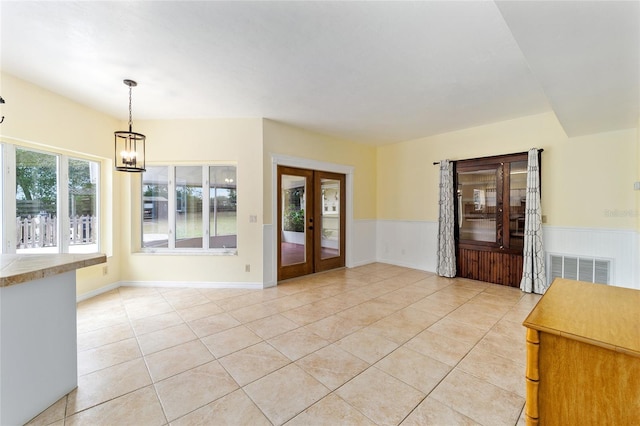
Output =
[
  {"x1": 523, "y1": 279, "x2": 640, "y2": 425},
  {"x1": 455, "y1": 152, "x2": 532, "y2": 286}
]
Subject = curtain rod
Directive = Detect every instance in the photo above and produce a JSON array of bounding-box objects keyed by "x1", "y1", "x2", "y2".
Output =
[{"x1": 432, "y1": 148, "x2": 544, "y2": 165}]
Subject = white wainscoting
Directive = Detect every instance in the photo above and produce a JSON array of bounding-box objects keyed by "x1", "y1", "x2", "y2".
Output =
[
  {"x1": 351, "y1": 220, "x2": 377, "y2": 267},
  {"x1": 542, "y1": 226, "x2": 639, "y2": 289},
  {"x1": 372, "y1": 220, "x2": 639, "y2": 290},
  {"x1": 263, "y1": 224, "x2": 276, "y2": 288},
  {"x1": 376, "y1": 220, "x2": 439, "y2": 272}
]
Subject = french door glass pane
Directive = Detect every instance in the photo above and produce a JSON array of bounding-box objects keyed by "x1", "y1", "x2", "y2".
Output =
[
  {"x1": 457, "y1": 168, "x2": 497, "y2": 243},
  {"x1": 320, "y1": 178, "x2": 340, "y2": 260},
  {"x1": 509, "y1": 161, "x2": 528, "y2": 249},
  {"x1": 209, "y1": 166, "x2": 237, "y2": 249},
  {"x1": 281, "y1": 174, "x2": 306, "y2": 266},
  {"x1": 176, "y1": 166, "x2": 203, "y2": 248},
  {"x1": 68, "y1": 158, "x2": 99, "y2": 253},
  {"x1": 142, "y1": 166, "x2": 169, "y2": 248},
  {"x1": 16, "y1": 148, "x2": 58, "y2": 252}
]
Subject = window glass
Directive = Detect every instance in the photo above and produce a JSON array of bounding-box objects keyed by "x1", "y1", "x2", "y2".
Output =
[
  {"x1": 209, "y1": 166, "x2": 237, "y2": 249},
  {"x1": 16, "y1": 148, "x2": 58, "y2": 252},
  {"x1": 320, "y1": 178, "x2": 340, "y2": 260},
  {"x1": 142, "y1": 166, "x2": 169, "y2": 248},
  {"x1": 68, "y1": 158, "x2": 99, "y2": 253},
  {"x1": 175, "y1": 166, "x2": 203, "y2": 248},
  {"x1": 142, "y1": 164, "x2": 237, "y2": 252},
  {"x1": 281, "y1": 174, "x2": 306, "y2": 265}
]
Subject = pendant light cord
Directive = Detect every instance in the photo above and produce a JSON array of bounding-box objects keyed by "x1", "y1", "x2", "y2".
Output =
[{"x1": 128, "y1": 85, "x2": 133, "y2": 132}]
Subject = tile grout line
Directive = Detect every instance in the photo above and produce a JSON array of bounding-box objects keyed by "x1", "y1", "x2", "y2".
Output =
[
  {"x1": 396, "y1": 286, "x2": 529, "y2": 425},
  {"x1": 66, "y1": 267, "x2": 532, "y2": 426}
]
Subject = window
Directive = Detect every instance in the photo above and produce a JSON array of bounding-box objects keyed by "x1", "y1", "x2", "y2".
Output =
[
  {"x1": 16, "y1": 148, "x2": 58, "y2": 252},
  {"x1": 209, "y1": 166, "x2": 237, "y2": 249},
  {"x1": 142, "y1": 165, "x2": 237, "y2": 253},
  {"x1": 8, "y1": 145, "x2": 100, "y2": 254},
  {"x1": 142, "y1": 166, "x2": 169, "y2": 248},
  {"x1": 176, "y1": 166, "x2": 203, "y2": 248}
]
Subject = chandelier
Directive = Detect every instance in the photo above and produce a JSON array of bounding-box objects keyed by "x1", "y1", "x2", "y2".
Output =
[{"x1": 114, "y1": 79, "x2": 146, "y2": 172}]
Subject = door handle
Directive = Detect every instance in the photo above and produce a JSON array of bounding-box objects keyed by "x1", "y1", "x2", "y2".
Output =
[{"x1": 308, "y1": 226, "x2": 314, "y2": 230}]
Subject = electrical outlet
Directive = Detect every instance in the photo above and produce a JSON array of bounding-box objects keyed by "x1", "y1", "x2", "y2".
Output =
[
  {"x1": 102, "y1": 266, "x2": 108, "y2": 275},
  {"x1": 542, "y1": 215, "x2": 548, "y2": 223},
  {"x1": 245, "y1": 264, "x2": 250, "y2": 272},
  {"x1": 249, "y1": 215, "x2": 257, "y2": 223}
]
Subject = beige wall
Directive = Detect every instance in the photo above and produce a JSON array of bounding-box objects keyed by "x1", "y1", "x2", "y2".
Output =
[
  {"x1": 1, "y1": 72, "x2": 121, "y2": 295},
  {"x1": 377, "y1": 111, "x2": 638, "y2": 230},
  {"x1": 122, "y1": 118, "x2": 265, "y2": 284},
  {"x1": 2, "y1": 72, "x2": 637, "y2": 293},
  {"x1": 262, "y1": 119, "x2": 377, "y2": 224}
]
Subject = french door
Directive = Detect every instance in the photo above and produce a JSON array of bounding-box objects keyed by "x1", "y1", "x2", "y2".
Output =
[{"x1": 277, "y1": 166, "x2": 346, "y2": 281}]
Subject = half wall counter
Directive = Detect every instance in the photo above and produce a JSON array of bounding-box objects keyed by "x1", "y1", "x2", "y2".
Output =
[{"x1": 0, "y1": 253, "x2": 106, "y2": 426}]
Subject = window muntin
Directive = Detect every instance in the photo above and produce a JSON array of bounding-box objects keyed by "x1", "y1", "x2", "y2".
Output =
[{"x1": 141, "y1": 164, "x2": 237, "y2": 253}]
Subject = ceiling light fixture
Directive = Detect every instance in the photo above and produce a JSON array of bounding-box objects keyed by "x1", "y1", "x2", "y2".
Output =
[{"x1": 114, "y1": 79, "x2": 145, "y2": 172}]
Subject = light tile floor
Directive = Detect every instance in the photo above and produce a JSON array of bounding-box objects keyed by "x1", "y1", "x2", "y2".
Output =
[{"x1": 27, "y1": 263, "x2": 541, "y2": 426}]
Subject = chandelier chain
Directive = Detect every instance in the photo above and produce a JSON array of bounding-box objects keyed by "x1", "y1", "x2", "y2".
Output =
[{"x1": 128, "y1": 85, "x2": 133, "y2": 128}]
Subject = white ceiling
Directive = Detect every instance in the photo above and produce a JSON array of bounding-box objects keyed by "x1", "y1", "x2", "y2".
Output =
[{"x1": 0, "y1": 1, "x2": 638, "y2": 145}]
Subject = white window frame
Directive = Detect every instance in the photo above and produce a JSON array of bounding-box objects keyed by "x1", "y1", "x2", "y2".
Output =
[
  {"x1": 2, "y1": 143, "x2": 101, "y2": 254},
  {"x1": 141, "y1": 164, "x2": 237, "y2": 255}
]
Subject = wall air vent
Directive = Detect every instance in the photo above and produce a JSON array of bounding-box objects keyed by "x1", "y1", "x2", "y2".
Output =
[{"x1": 548, "y1": 254, "x2": 611, "y2": 285}]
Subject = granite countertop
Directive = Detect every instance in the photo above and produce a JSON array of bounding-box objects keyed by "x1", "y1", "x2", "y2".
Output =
[{"x1": 0, "y1": 253, "x2": 107, "y2": 287}]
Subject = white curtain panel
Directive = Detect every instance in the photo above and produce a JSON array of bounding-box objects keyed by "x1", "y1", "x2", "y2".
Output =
[
  {"x1": 436, "y1": 160, "x2": 456, "y2": 278},
  {"x1": 520, "y1": 148, "x2": 547, "y2": 294}
]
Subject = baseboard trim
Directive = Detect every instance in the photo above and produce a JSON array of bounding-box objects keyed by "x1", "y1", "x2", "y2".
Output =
[
  {"x1": 375, "y1": 257, "x2": 434, "y2": 273},
  {"x1": 76, "y1": 280, "x2": 265, "y2": 302},
  {"x1": 76, "y1": 281, "x2": 121, "y2": 303},
  {"x1": 119, "y1": 281, "x2": 264, "y2": 290}
]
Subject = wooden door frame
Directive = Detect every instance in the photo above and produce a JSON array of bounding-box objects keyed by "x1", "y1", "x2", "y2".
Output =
[{"x1": 270, "y1": 154, "x2": 354, "y2": 287}]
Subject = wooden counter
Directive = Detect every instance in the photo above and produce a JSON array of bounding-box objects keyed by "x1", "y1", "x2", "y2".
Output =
[
  {"x1": 0, "y1": 253, "x2": 106, "y2": 426},
  {"x1": 523, "y1": 278, "x2": 640, "y2": 425}
]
